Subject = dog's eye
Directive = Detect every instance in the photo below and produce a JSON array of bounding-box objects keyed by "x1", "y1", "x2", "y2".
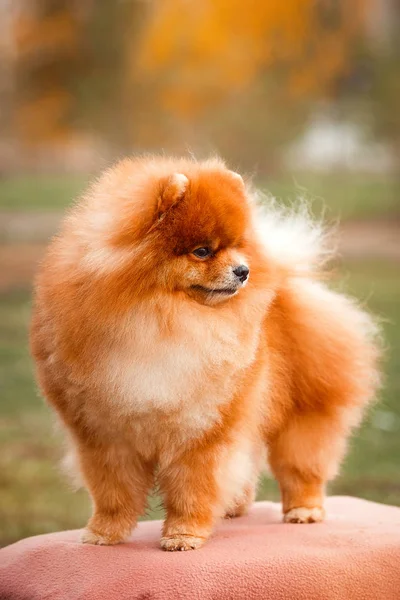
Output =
[{"x1": 192, "y1": 247, "x2": 212, "y2": 259}]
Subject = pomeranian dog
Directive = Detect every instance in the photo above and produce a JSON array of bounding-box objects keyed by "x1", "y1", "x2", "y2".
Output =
[{"x1": 30, "y1": 156, "x2": 381, "y2": 551}]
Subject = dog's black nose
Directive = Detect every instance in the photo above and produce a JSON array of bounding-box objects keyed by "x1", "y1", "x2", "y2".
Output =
[{"x1": 233, "y1": 265, "x2": 249, "y2": 283}]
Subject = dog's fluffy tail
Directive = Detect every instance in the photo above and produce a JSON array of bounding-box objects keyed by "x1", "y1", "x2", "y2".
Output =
[{"x1": 251, "y1": 191, "x2": 335, "y2": 277}]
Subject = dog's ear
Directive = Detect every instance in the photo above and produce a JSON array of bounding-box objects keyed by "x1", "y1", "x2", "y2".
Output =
[
  {"x1": 228, "y1": 171, "x2": 245, "y2": 187},
  {"x1": 157, "y1": 173, "x2": 188, "y2": 221}
]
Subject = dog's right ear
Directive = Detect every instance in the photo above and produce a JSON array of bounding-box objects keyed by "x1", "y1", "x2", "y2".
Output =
[{"x1": 156, "y1": 173, "x2": 188, "y2": 223}]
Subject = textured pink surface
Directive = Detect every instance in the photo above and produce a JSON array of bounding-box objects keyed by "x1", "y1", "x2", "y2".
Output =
[{"x1": 1, "y1": 497, "x2": 400, "y2": 600}]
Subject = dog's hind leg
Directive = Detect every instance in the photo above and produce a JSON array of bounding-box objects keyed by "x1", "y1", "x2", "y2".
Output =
[
  {"x1": 266, "y1": 410, "x2": 352, "y2": 523},
  {"x1": 224, "y1": 483, "x2": 257, "y2": 518},
  {"x1": 264, "y1": 278, "x2": 380, "y2": 523}
]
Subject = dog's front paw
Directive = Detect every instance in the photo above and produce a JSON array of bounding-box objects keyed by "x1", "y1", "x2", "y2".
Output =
[
  {"x1": 81, "y1": 527, "x2": 126, "y2": 545},
  {"x1": 283, "y1": 506, "x2": 325, "y2": 524},
  {"x1": 160, "y1": 534, "x2": 206, "y2": 551},
  {"x1": 81, "y1": 519, "x2": 132, "y2": 545},
  {"x1": 81, "y1": 528, "x2": 118, "y2": 545},
  {"x1": 81, "y1": 512, "x2": 134, "y2": 545}
]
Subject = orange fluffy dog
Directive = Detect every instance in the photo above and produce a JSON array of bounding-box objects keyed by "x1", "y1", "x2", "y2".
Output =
[{"x1": 30, "y1": 156, "x2": 381, "y2": 551}]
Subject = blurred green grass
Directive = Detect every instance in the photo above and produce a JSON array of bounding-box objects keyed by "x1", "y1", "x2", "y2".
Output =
[
  {"x1": 264, "y1": 173, "x2": 400, "y2": 221},
  {"x1": 0, "y1": 173, "x2": 399, "y2": 220},
  {"x1": 0, "y1": 175, "x2": 88, "y2": 211},
  {"x1": 0, "y1": 259, "x2": 399, "y2": 546}
]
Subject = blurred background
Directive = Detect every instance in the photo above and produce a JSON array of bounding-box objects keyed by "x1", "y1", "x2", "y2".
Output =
[{"x1": 0, "y1": 0, "x2": 399, "y2": 547}]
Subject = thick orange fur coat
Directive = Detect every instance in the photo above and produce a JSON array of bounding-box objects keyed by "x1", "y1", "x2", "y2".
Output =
[{"x1": 30, "y1": 157, "x2": 381, "y2": 551}]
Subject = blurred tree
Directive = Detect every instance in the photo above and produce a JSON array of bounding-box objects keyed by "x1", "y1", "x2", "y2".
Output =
[
  {"x1": 8, "y1": 0, "x2": 379, "y2": 171},
  {"x1": 130, "y1": 0, "x2": 369, "y2": 169},
  {"x1": 137, "y1": 0, "x2": 365, "y2": 105},
  {"x1": 338, "y1": 0, "x2": 400, "y2": 174},
  {"x1": 11, "y1": 0, "x2": 146, "y2": 154},
  {"x1": 75, "y1": 1, "x2": 145, "y2": 151},
  {"x1": 12, "y1": 0, "x2": 89, "y2": 145},
  {"x1": 364, "y1": 4, "x2": 400, "y2": 169}
]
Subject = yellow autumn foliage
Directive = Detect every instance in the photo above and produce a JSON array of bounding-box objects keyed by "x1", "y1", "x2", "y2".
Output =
[
  {"x1": 134, "y1": 0, "x2": 368, "y2": 115},
  {"x1": 11, "y1": 0, "x2": 369, "y2": 144}
]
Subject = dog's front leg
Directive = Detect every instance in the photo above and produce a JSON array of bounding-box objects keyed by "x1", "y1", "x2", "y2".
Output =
[{"x1": 158, "y1": 444, "x2": 222, "y2": 551}]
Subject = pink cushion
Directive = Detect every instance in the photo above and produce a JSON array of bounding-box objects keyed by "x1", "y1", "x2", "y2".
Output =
[{"x1": 1, "y1": 497, "x2": 400, "y2": 600}]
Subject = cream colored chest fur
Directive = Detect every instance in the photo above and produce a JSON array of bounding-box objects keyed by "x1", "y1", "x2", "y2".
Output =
[{"x1": 97, "y1": 305, "x2": 261, "y2": 434}]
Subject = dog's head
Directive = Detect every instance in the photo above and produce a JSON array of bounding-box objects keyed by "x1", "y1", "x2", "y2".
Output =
[
  {"x1": 148, "y1": 168, "x2": 251, "y2": 305},
  {"x1": 80, "y1": 158, "x2": 254, "y2": 306}
]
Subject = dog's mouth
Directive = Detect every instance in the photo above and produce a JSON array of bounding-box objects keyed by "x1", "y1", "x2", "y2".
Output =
[{"x1": 190, "y1": 285, "x2": 239, "y2": 296}]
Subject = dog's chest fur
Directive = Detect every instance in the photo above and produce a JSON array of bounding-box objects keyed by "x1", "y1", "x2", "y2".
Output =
[{"x1": 99, "y1": 304, "x2": 261, "y2": 433}]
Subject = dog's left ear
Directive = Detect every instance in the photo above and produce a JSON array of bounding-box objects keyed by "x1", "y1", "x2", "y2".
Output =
[
  {"x1": 228, "y1": 171, "x2": 245, "y2": 187},
  {"x1": 157, "y1": 173, "x2": 188, "y2": 222}
]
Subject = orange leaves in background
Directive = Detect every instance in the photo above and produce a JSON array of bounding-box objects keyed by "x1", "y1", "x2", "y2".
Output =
[
  {"x1": 14, "y1": 9, "x2": 80, "y2": 61},
  {"x1": 13, "y1": 2, "x2": 84, "y2": 145},
  {"x1": 9, "y1": 0, "x2": 369, "y2": 151},
  {"x1": 135, "y1": 0, "x2": 368, "y2": 117},
  {"x1": 15, "y1": 89, "x2": 73, "y2": 143},
  {"x1": 138, "y1": 0, "x2": 311, "y2": 79}
]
